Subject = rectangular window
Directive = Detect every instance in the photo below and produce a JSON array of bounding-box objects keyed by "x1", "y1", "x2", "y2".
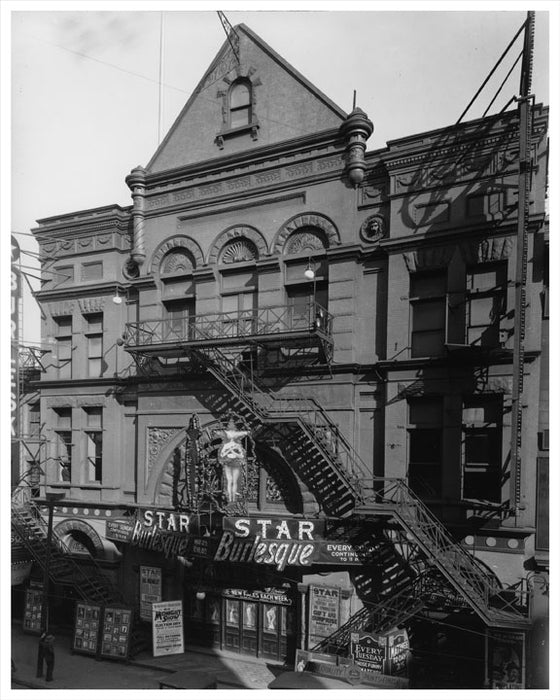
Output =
[
  {"x1": 408, "y1": 398, "x2": 442, "y2": 498},
  {"x1": 28, "y1": 403, "x2": 40, "y2": 437},
  {"x1": 84, "y1": 407, "x2": 103, "y2": 482},
  {"x1": 54, "y1": 407, "x2": 72, "y2": 482},
  {"x1": 410, "y1": 271, "x2": 446, "y2": 357},
  {"x1": 54, "y1": 316, "x2": 73, "y2": 379},
  {"x1": 462, "y1": 397, "x2": 502, "y2": 502},
  {"x1": 54, "y1": 266, "x2": 74, "y2": 285},
  {"x1": 287, "y1": 283, "x2": 328, "y2": 330},
  {"x1": 81, "y1": 261, "x2": 103, "y2": 281},
  {"x1": 163, "y1": 299, "x2": 195, "y2": 341},
  {"x1": 84, "y1": 313, "x2": 103, "y2": 377},
  {"x1": 222, "y1": 291, "x2": 257, "y2": 336},
  {"x1": 466, "y1": 263, "x2": 507, "y2": 347}
]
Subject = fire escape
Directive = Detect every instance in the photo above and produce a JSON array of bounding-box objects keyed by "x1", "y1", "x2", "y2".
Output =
[{"x1": 124, "y1": 301, "x2": 530, "y2": 636}]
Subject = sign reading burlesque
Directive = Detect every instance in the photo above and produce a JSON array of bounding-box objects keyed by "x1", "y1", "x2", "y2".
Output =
[{"x1": 214, "y1": 517, "x2": 325, "y2": 572}]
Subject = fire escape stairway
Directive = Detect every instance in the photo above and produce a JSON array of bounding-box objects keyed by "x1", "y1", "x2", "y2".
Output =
[
  {"x1": 12, "y1": 500, "x2": 122, "y2": 605},
  {"x1": 11, "y1": 496, "x2": 150, "y2": 654},
  {"x1": 354, "y1": 479, "x2": 530, "y2": 629},
  {"x1": 310, "y1": 582, "x2": 426, "y2": 656},
  {"x1": 188, "y1": 345, "x2": 370, "y2": 517}
]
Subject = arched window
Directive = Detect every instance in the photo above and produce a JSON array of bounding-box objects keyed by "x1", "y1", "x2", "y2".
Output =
[{"x1": 229, "y1": 80, "x2": 252, "y2": 128}]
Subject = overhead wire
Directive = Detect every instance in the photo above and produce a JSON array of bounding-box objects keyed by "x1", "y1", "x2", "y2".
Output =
[{"x1": 455, "y1": 17, "x2": 527, "y2": 124}]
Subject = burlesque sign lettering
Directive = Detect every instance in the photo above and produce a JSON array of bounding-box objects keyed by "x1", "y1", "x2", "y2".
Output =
[
  {"x1": 214, "y1": 517, "x2": 324, "y2": 572},
  {"x1": 130, "y1": 509, "x2": 191, "y2": 558}
]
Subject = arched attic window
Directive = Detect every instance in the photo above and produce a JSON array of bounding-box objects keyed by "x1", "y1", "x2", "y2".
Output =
[{"x1": 229, "y1": 79, "x2": 252, "y2": 129}]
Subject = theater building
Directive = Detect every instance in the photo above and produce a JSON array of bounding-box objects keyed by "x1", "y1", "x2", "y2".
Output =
[{"x1": 12, "y1": 24, "x2": 549, "y2": 688}]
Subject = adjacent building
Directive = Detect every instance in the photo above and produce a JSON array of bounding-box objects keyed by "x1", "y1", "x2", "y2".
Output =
[{"x1": 12, "y1": 24, "x2": 549, "y2": 689}]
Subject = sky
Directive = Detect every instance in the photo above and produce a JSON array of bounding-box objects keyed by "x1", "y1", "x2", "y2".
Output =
[{"x1": 4, "y1": 2, "x2": 556, "y2": 343}]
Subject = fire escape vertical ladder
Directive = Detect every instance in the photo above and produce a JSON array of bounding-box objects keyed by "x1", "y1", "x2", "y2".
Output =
[
  {"x1": 188, "y1": 344, "x2": 369, "y2": 516},
  {"x1": 355, "y1": 479, "x2": 529, "y2": 627}
]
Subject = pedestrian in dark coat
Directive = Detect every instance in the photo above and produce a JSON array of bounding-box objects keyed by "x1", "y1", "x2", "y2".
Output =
[
  {"x1": 43, "y1": 632, "x2": 55, "y2": 682},
  {"x1": 36, "y1": 630, "x2": 55, "y2": 681}
]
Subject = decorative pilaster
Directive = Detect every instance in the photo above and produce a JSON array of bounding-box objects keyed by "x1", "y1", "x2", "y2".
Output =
[
  {"x1": 125, "y1": 166, "x2": 147, "y2": 273},
  {"x1": 341, "y1": 107, "x2": 374, "y2": 187}
]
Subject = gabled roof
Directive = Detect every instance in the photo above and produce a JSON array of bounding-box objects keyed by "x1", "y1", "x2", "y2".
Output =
[{"x1": 147, "y1": 24, "x2": 346, "y2": 173}]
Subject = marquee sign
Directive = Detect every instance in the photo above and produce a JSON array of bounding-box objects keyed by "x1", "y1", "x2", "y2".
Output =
[{"x1": 214, "y1": 517, "x2": 325, "y2": 572}]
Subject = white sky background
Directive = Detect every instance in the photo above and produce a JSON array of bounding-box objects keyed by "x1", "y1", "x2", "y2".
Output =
[{"x1": 6, "y1": 3, "x2": 555, "y2": 344}]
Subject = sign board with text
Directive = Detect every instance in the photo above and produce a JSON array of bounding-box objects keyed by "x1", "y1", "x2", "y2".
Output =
[
  {"x1": 308, "y1": 585, "x2": 341, "y2": 648},
  {"x1": 140, "y1": 565, "x2": 162, "y2": 621},
  {"x1": 152, "y1": 600, "x2": 184, "y2": 657}
]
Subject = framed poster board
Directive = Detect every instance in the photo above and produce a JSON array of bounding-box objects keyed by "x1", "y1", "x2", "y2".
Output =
[
  {"x1": 22, "y1": 585, "x2": 44, "y2": 633},
  {"x1": 139, "y1": 566, "x2": 162, "y2": 622},
  {"x1": 308, "y1": 585, "x2": 340, "y2": 648},
  {"x1": 152, "y1": 600, "x2": 184, "y2": 657},
  {"x1": 100, "y1": 607, "x2": 132, "y2": 660},
  {"x1": 487, "y1": 630, "x2": 525, "y2": 689},
  {"x1": 73, "y1": 602, "x2": 102, "y2": 655}
]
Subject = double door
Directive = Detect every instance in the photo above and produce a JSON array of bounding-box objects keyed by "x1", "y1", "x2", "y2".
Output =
[{"x1": 224, "y1": 597, "x2": 294, "y2": 661}]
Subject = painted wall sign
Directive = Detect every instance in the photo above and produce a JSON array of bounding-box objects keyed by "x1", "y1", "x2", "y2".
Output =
[
  {"x1": 350, "y1": 631, "x2": 387, "y2": 673},
  {"x1": 73, "y1": 603, "x2": 101, "y2": 655},
  {"x1": 139, "y1": 566, "x2": 162, "y2": 622},
  {"x1": 105, "y1": 519, "x2": 135, "y2": 543},
  {"x1": 100, "y1": 607, "x2": 132, "y2": 660},
  {"x1": 487, "y1": 630, "x2": 525, "y2": 689},
  {"x1": 308, "y1": 585, "x2": 341, "y2": 648},
  {"x1": 152, "y1": 600, "x2": 184, "y2": 657}
]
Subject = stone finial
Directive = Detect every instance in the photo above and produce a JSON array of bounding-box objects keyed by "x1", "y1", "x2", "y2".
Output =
[{"x1": 341, "y1": 107, "x2": 374, "y2": 187}]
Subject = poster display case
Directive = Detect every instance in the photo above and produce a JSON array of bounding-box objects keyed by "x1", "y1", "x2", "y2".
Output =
[{"x1": 73, "y1": 602, "x2": 102, "y2": 655}]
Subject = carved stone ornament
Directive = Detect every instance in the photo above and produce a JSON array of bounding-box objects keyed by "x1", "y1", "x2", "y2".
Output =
[
  {"x1": 360, "y1": 215, "x2": 386, "y2": 244},
  {"x1": 403, "y1": 245, "x2": 455, "y2": 272},
  {"x1": 147, "y1": 427, "x2": 182, "y2": 485},
  {"x1": 221, "y1": 238, "x2": 258, "y2": 264},
  {"x1": 274, "y1": 213, "x2": 340, "y2": 255},
  {"x1": 209, "y1": 225, "x2": 267, "y2": 265},
  {"x1": 284, "y1": 230, "x2": 326, "y2": 255},
  {"x1": 161, "y1": 249, "x2": 195, "y2": 275}
]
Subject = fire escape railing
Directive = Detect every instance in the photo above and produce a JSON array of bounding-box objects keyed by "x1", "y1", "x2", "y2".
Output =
[
  {"x1": 189, "y1": 344, "x2": 370, "y2": 491},
  {"x1": 355, "y1": 478, "x2": 530, "y2": 625},
  {"x1": 11, "y1": 495, "x2": 125, "y2": 606},
  {"x1": 124, "y1": 302, "x2": 333, "y2": 348},
  {"x1": 311, "y1": 578, "x2": 427, "y2": 655}
]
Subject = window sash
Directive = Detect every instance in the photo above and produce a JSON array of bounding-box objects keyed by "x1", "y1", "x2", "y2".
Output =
[{"x1": 85, "y1": 431, "x2": 102, "y2": 482}]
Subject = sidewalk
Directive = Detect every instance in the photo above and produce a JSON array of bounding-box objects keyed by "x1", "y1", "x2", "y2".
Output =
[{"x1": 11, "y1": 621, "x2": 286, "y2": 690}]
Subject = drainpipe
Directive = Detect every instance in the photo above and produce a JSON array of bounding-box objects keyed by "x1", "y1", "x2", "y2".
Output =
[
  {"x1": 125, "y1": 166, "x2": 147, "y2": 275},
  {"x1": 341, "y1": 107, "x2": 374, "y2": 187}
]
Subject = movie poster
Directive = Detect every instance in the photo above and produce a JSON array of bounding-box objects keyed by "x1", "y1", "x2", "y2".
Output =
[{"x1": 152, "y1": 600, "x2": 184, "y2": 657}]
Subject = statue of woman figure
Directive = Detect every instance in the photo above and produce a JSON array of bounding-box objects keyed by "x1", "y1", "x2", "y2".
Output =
[{"x1": 215, "y1": 420, "x2": 249, "y2": 503}]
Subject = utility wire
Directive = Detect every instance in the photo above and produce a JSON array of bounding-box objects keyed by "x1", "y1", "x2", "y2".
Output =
[
  {"x1": 483, "y1": 50, "x2": 524, "y2": 118},
  {"x1": 456, "y1": 18, "x2": 527, "y2": 125}
]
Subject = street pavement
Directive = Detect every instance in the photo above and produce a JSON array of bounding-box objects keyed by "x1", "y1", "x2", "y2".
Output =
[{"x1": 10, "y1": 620, "x2": 285, "y2": 691}]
